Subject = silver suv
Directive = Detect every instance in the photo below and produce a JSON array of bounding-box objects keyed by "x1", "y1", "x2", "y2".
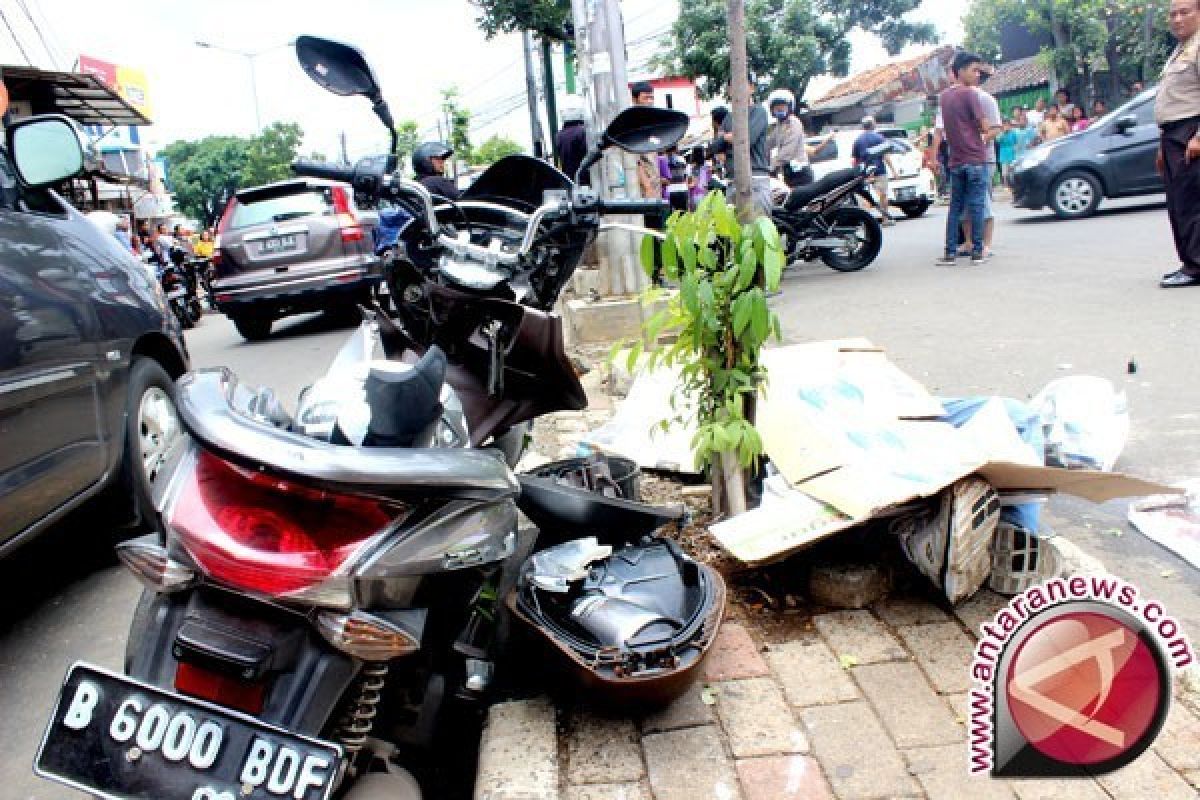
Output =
[{"x1": 211, "y1": 178, "x2": 379, "y2": 340}]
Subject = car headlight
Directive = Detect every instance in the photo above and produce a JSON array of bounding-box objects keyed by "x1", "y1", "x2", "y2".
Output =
[{"x1": 1017, "y1": 148, "x2": 1053, "y2": 171}]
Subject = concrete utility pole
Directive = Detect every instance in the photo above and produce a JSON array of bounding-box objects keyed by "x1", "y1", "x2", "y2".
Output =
[
  {"x1": 522, "y1": 31, "x2": 548, "y2": 158},
  {"x1": 571, "y1": 0, "x2": 643, "y2": 296}
]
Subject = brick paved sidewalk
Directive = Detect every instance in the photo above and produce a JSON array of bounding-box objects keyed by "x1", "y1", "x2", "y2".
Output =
[
  {"x1": 474, "y1": 364, "x2": 1200, "y2": 800},
  {"x1": 475, "y1": 594, "x2": 1200, "y2": 800}
]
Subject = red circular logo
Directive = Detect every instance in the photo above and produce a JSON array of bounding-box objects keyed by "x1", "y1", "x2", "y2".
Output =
[{"x1": 1005, "y1": 611, "x2": 1163, "y2": 766}]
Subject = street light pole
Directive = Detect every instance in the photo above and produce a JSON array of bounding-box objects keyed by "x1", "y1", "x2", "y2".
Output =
[{"x1": 194, "y1": 40, "x2": 293, "y2": 133}]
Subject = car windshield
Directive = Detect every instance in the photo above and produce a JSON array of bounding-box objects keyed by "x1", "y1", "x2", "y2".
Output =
[{"x1": 230, "y1": 190, "x2": 331, "y2": 230}]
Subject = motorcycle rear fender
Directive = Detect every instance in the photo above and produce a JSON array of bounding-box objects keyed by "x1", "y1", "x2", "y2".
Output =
[{"x1": 125, "y1": 586, "x2": 362, "y2": 736}]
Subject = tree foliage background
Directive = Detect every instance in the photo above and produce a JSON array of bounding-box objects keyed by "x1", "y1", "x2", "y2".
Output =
[
  {"x1": 963, "y1": 0, "x2": 1173, "y2": 101},
  {"x1": 471, "y1": 135, "x2": 525, "y2": 164},
  {"x1": 657, "y1": 0, "x2": 938, "y2": 101},
  {"x1": 471, "y1": 0, "x2": 572, "y2": 40},
  {"x1": 161, "y1": 122, "x2": 306, "y2": 226}
]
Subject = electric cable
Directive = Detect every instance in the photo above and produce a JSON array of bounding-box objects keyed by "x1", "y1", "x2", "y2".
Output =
[
  {"x1": 15, "y1": 0, "x2": 56, "y2": 68},
  {"x1": 0, "y1": 3, "x2": 33, "y2": 65}
]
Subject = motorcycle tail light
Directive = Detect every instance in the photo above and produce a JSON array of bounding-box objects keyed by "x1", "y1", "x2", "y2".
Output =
[
  {"x1": 115, "y1": 538, "x2": 197, "y2": 592},
  {"x1": 316, "y1": 611, "x2": 420, "y2": 661},
  {"x1": 175, "y1": 662, "x2": 266, "y2": 715},
  {"x1": 167, "y1": 450, "x2": 405, "y2": 608},
  {"x1": 331, "y1": 185, "x2": 364, "y2": 244}
]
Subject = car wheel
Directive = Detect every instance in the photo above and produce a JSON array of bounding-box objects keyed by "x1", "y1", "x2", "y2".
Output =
[
  {"x1": 1050, "y1": 171, "x2": 1102, "y2": 219},
  {"x1": 126, "y1": 358, "x2": 183, "y2": 533},
  {"x1": 232, "y1": 315, "x2": 272, "y2": 341},
  {"x1": 901, "y1": 199, "x2": 930, "y2": 218}
]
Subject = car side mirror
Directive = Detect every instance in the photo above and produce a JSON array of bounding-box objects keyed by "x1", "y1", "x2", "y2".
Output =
[
  {"x1": 5, "y1": 115, "x2": 84, "y2": 187},
  {"x1": 1114, "y1": 115, "x2": 1137, "y2": 134}
]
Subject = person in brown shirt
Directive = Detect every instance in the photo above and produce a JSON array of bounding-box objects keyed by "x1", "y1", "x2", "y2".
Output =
[
  {"x1": 1156, "y1": 0, "x2": 1200, "y2": 287},
  {"x1": 1037, "y1": 104, "x2": 1071, "y2": 143}
]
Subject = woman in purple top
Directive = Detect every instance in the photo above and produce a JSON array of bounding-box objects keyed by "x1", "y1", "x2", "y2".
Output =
[{"x1": 687, "y1": 146, "x2": 711, "y2": 209}]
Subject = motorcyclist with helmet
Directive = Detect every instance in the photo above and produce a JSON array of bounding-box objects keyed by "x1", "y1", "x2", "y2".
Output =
[
  {"x1": 766, "y1": 89, "x2": 829, "y2": 188},
  {"x1": 412, "y1": 141, "x2": 460, "y2": 200}
]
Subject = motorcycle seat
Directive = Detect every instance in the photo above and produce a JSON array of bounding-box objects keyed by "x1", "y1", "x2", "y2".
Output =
[{"x1": 782, "y1": 167, "x2": 860, "y2": 211}]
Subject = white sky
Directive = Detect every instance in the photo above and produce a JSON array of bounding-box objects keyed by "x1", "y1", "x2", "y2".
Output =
[{"x1": 0, "y1": 0, "x2": 966, "y2": 160}]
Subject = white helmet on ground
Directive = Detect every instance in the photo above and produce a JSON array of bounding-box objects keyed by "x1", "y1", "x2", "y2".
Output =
[
  {"x1": 766, "y1": 88, "x2": 795, "y2": 114},
  {"x1": 560, "y1": 98, "x2": 586, "y2": 123}
]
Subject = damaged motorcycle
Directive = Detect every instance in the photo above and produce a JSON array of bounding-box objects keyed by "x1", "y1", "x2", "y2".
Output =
[{"x1": 33, "y1": 35, "x2": 726, "y2": 800}]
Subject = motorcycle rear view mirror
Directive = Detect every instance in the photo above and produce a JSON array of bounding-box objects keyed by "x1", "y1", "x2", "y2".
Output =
[
  {"x1": 573, "y1": 106, "x2": 691, "y2": 186},
  {"x1": 295, "y1": 35, "x2": 398, "y2": 166},
  {"x1": 295, "y1": 35, "x2": 379, "y2": 97},
  {"x1": 601, "y1": 107, "x2": 690, "y2": 154}
]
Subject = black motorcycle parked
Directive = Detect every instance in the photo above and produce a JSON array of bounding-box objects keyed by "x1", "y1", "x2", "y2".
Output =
[
  {"x1": 771, "y1": 166, "x2": 884, "y2": 272},
  {"x1": 154, "y1": 252, "x2": 198, "y2": 329}
]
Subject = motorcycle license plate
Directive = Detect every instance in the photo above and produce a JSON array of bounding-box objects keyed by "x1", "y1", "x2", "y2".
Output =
[
  {"x1": 260, "y1": 234, "x2": 297, "y2": 254},
  {"x1": 167, "y1": 288, "x2": 187, "y2": 300},
  {"x1": 36, "y1": 663, "x2": 343, "y2": 800}
]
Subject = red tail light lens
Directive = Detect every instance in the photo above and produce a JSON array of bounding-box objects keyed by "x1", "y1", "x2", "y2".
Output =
[
  {"x1": 331, "y1": 186, "x2": 364, "y2": 243},
  {"x1": 175, "y1": 662, "x2": 266, "y2": 715},
  {"x1": 168, "y1": 450, "x2": 402, "y2": 605}
]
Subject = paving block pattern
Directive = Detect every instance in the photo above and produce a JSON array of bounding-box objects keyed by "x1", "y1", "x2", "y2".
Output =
[
  {"x1": 766, "y1": 639, "x2": 860, "y2": 708},
  {"x1": 1153, "y1": 701, "x2": 1200, "y2": 772},
  {"x1": 714, "y1": 678, "x2": 807, "y2": 758},
  {"x1": 901, "y1": 744, "x2": 1017, "y2": 800},
  {"x1": 639, "y1": 682, "x2": 714, "y2": 734},
  {"x1": 813, "y1": 610, "x2": 908, "y2": 664},
  {"x1": 873, "y1": 595, "x2": 952, "y2": 627},
  {"x1": 1008, "y1": 777, "x2": 1109, "y2": 800},
  {"x1": 1097, "y1": 751, "x2": 1200, "y2": 799},
  {"x1": 567, "y1": 712, "x2": 645, "y2": 785},
  {"x1": 952, "y1": 590, "x2": 1010, "y2": 638},
  {"x1": 642, "y1": 726, "x2": 742, "y2": 800},
  {"x1": 853, "y1": 661, "x2": 964, "y2": 748},
  {"x1": 801, "y1": 701, "x2": 921, "y2": 799},
  {"x1": 895, "y1": 621, "x2": 977, "y2": 694},
  {"x1": 474, "y1": 697, "x2": 559, "y2": 800},
  {"x1": 565, "y1": 783, "x2": 654, "y2": 800},
  {"x1": 734, "y1": 755, "x2": 833, "y2": 800},
  {"x1": 702, "y1": 623, "x2": 771, "y2": 682}
]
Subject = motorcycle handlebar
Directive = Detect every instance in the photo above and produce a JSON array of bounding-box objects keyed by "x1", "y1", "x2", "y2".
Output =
[
  {"x1": 596, "y1": 198, "x2": 670, "y2": 216},
  {"x1": 291, "y1": 159, "x2": 357, "y2": 183}
]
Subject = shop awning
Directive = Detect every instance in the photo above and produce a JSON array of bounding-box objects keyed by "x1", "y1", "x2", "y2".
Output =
[{"x1": 1, "y1": 65, "x2": 152, "y2": 126}]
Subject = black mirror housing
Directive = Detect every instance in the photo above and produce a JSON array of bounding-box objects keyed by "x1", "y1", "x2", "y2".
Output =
[
  {"x1": 295, "y1": 36, "x2": 381, "y2": 99},
  {"x1": 602, "y1": 107, "x2": 690, "y2": 154}
]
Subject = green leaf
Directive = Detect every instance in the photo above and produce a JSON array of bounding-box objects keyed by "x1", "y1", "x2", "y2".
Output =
[
  {"x1": 732, "y1": 294, "x2": 752, "y2": 337},
  {"x1": 763, "y1": 246, "x2": 784, "y2": 291},
  {"x1": 625, "y1": 339, "x2": 644, "y2": 373},
  {"x1": 736, "y1": 247, "x2": 758, "y2": 292},
  {"x1": 750, "y1": 295, "x2": 770, "y2": 342},
  {"x1": 772, "y1": 313, "x2": 783, "y2": 342},
  {"x1": 640, "y1": 234, "x2": 657, "y2": 277}
]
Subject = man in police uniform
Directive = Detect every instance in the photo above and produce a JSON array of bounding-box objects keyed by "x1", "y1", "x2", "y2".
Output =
[{"x1": 1157, "y1": 0, "x2": 1200, "y2": 287}]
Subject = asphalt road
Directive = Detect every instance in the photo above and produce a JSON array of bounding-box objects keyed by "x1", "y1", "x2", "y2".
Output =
[{"x1": 2, "y1": 193, "x2": 1198, "y2": 798}]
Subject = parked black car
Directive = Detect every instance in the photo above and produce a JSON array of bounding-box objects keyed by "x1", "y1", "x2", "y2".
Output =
[
  {"x1": 0, "y1": 115, "x2": 190, "y2": 557},
  {"x1": 1012, "y1": 88, "x2": 1162, "y2": 219}
]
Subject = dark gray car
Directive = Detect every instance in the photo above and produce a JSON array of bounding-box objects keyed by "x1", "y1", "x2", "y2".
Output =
[
  {"x1": 1012, "y1": 88, "x2": 1163, "y2": 219},
  {"x1": 0, "y1": 115, "x2": 190, "y2": 556},
  {"x1": 211, "y1": 178, "x2": 379, "y2": 340}
]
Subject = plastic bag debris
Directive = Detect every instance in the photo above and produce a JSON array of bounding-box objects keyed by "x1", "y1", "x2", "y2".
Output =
[
  {"x1": 1030, "y1": 376, "x2": 1129, "y2": 472},
  {"x1": 525, "y1": 537, "x2": 613, "y2": 593}
]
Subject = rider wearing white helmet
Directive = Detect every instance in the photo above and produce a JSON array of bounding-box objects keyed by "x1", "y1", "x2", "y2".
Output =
[
  {"x1": 556, "y1": 98, "x2": 590, "y2": 184},
  {"x1": 766, "y1": 88, "x2": 827, "y2": 188}
]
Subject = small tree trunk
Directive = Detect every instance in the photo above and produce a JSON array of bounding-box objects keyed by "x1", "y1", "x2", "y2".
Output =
[
  {"x1": 727, "y1": 0, "x2": 755, "y2": 224},
  {"x1": 720, "y1": 451, "x2": 747, "y2": 516}
]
